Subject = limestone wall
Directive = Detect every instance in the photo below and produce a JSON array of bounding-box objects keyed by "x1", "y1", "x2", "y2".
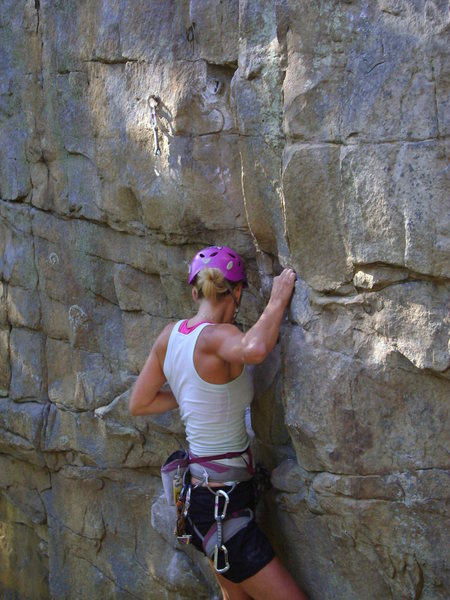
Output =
[{"x1": 0, "y1": 1, "x2": 448, "y2": 598}]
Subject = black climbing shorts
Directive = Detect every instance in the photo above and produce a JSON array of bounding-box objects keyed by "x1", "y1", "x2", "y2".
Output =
[{"x1": 186, "y1": 480, "x2": 275, "y2": 583}]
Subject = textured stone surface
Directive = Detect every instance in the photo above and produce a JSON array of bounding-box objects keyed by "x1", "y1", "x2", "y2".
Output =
[{"x1": 0, "y1": 1, "x2": 448, "y2": 599}]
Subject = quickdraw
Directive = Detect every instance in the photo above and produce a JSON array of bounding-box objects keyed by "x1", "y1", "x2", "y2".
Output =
[
  {"x1": 149, "y1": 96, "x2": 161, "y2": 156},
  {"x1": 187, "y1": 483, "x2": 254, "y2": 574},
  {"x1": 213, "y1": 489, "x2": 230, "y2": 573}
]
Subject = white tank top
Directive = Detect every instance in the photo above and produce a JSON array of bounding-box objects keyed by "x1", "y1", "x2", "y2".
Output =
[{"x1": 163, "y1": 320, "x2": 254, "y2": 456}]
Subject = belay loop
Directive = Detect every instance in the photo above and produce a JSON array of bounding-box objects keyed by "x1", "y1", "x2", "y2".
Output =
[{"x1": 149, "y1": 96, "x2": 161, "y2": 156}]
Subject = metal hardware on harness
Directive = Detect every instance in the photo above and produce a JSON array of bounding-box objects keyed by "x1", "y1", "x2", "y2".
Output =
[
  {"x1": 213, "y1": 490, "x2": 230, "y2": 573},
  {"x1": 175, "y1": 484, "x2": 192, "y2": 545},
  {"x1": 149, "y1": 96, "x2": 161, "y2": 156},
  {"x1": 203, "y1": 509, "x2": 253, "y2": 560},
  {"x1": 177, "y1": 534, "x2": 192, "y2": 545},
  {"x1": 214, "y1": 490, "x2": 229, "y2": 522},
  {"x1": 213, "y1": 543, "x2": 229, "y2": 573},
  {"x1": 183, "y1": 485, "x2": 191, "y2": 517}
]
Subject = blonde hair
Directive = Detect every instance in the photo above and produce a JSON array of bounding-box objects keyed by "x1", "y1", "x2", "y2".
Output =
[{"x1": 193, "y1": 268, "x2": 238, "y2": 301}]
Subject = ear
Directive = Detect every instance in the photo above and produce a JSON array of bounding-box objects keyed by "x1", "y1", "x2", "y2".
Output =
[{"x1": 192, "y1": 287, "x2": 198, "y2": 302}]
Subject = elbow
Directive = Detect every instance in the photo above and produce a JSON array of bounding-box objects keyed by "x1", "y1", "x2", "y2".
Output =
[
  {"x1": 244, "y1": 340, "x2": 268, "y2": 365},
  {"x1": 129, "y1": 390, "x2": 140, "y2": 416}
]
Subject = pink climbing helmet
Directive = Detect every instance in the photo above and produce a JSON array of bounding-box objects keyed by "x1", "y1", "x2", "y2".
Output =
[{"x1": 188, "y1": 246, "x2": 247, "y2": 286}]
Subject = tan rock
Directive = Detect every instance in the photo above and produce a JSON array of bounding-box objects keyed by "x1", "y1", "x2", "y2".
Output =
[
  {"x1": 353, "y1": 266, "x2": 409, "y2": 290},
  {"x1": 340, "y1": 141, "x2": 450, "y2": 278},
  {"x1": 0, "y1": 495, "x2": 49, "y2": 600},
  {"x1": 189, "y1": 0, "x2": 239, "y2": 66},
  {"x1": 284, "y1": 1, "x2": 446, "y2": 142},
  {"x1": 283, "y1": 324, "x2": 449, "y2": 475},
  {"x1": 371, "y1": 281, "x2": 449, "y2": 372},
  {"x1": 282, "y1": 144, "x2": 353, "y2": 290},
  {"x1": 113, "y1": 264, "x2": 167, "y2": 314},
  {"x1": 0, "y1": 454, "x2": 50, "y2": 524},
  {"x1": 0, "y1": 1, "x2": 448, "y2": 598}
]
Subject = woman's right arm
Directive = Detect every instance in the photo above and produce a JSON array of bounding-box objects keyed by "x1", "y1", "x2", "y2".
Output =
[
  {"x1": 214, "y1": 268, "x2": 297, "y2": 365},
  {"x1": 129, "y1": 324, "x2": 178, "y2": 416}
]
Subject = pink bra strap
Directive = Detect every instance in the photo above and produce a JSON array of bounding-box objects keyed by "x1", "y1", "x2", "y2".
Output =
[{"x1": 178, "y1": 319, "x2": 213, "y2": 334}]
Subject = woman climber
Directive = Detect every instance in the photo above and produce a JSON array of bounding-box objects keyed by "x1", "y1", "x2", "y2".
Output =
[{"x1": 129, "y1": 246, "x2": 308, "y2": 600}]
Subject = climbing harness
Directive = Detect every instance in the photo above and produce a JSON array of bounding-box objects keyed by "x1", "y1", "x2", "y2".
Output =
[
  {"x1": 162, "y1": 446, "x2": 255, "y2": 573},
  {"x1": 149, "y1": 96, "x2": 161, "y2": 156},
  {"x1": 183, "y1": 452, "x2": 254, "y2": 572}
]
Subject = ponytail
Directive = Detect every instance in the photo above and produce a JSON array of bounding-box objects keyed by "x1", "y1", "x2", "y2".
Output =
[{"x1": 193, "y1": 268, "x2": 238, "y2": 301}]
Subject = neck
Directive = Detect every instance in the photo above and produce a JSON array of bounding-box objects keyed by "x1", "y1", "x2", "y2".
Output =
[{"x1": 190, "y1": 299, "x2": 232, "y2": 325}]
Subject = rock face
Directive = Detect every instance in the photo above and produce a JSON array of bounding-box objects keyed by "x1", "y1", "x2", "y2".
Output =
[{"x1": 0, "y1": 1, "x2": 448, "y2": 598}]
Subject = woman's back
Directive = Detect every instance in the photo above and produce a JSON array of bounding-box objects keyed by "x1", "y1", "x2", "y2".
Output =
[{"x1": 163, "y1": 319, "x2": 253, "y2": 456}]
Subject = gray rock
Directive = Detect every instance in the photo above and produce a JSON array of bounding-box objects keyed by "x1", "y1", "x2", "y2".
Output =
[
  {"x1": 0, "y1": 399, "x2": 46, "y2": 466},
  {"x1": 0, "y1": 282, "x2": 7, "y2": 325},
  {"x1": 9, "y1": 328, "x2": 45, "y2": 401},
  {"x1": 6, "y1": 285, "x2": 41, "y2": 329},
  {"x1": 151, "y1": 491, "x2": 220, "y2": 597},
  {"x1": 0, "y1": 1, "x2": 448, "y2": 599},
  {"x1": 0, "y1": 203, "x2": 38, "y2": 289},
  {"x1": 0, "y1": 328, "x2": 10, "y2": 395}
]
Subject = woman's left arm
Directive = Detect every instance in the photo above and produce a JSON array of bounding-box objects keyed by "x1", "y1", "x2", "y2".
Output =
[{"x1": 129, "y1": 327, "x2": 178, "y2": 416}]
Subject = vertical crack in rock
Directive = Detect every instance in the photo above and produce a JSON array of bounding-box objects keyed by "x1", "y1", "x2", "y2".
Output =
[
  {"x1": 34, "y1": 0, "x2": 40, "y2": 34},
  {"x1": 239, "y1": 147, "x2": 261, "y2": 253},
  {"x1": 30, "y1": 211, "x2": 45, "y2": 403},
  {"x1": 279, "y1": 183, "x2": 291, "y2": 258},
  {"x1": 430, "y1": 62, "x2": 441, "y2": 138},
  {"x1": 277, "y1": 0, "x2": 291, "y2": 260},
  {"x1": 1, "y1": 281, "x2": 12, "y2": 396}
]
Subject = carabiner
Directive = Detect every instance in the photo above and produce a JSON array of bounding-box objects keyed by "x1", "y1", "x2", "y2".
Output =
[
  {"x1": 183, "y1": 485, "x2": 191, "y2": 516},
  {"x1": 214, "y1": 489, "x2": 229, "y2": 520},
  {"x1": 213, "y1": 544, "x2": 230, "y2": 573}
]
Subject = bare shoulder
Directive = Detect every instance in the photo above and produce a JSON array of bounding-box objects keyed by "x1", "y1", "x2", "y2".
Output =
[
  {"x1": 200, "y1": 322, "x2": 243, "y2": 348},
  {"x1": 154, "y1": 321, "x2": 178, "y2": 359},
  {"x1": 157, "y1": 321, "x2": 177, "y2": 344}
]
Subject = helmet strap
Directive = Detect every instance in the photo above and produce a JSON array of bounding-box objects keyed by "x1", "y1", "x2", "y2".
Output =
[{"x1": 224, "y1": 282, "x2": 241, "y2": 322}]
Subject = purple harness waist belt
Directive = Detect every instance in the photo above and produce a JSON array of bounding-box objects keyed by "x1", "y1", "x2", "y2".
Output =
[{"x1": 189, "y1": 447, "x2": 254, "y2": 481}]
